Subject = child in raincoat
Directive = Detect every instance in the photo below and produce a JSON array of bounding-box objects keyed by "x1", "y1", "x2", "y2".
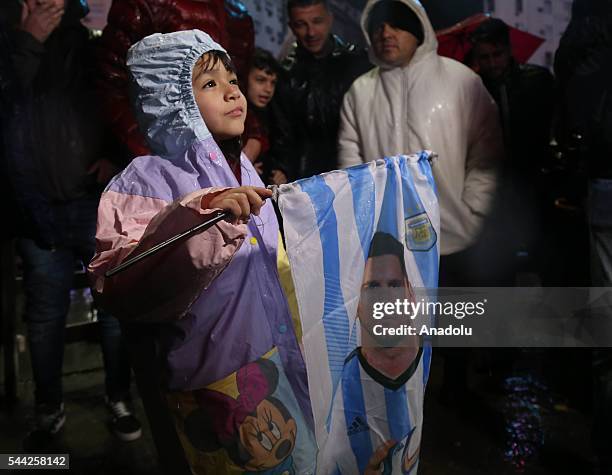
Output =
[{"x1": 88, "y1": 30, "x2": 316, "y2": 474}]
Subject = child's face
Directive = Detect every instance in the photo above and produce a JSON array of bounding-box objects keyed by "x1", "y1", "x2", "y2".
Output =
[
  {"x1": 246, "y1": 68, "x2": 277, "y2": 108},
  {"x1": 192, "y1": 59, "x2": 247, "y2": 141}
]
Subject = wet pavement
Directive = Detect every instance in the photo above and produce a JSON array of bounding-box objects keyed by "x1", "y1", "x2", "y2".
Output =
[{"x1": 0, "y1": 290, "x2": 597, "y2": 474}]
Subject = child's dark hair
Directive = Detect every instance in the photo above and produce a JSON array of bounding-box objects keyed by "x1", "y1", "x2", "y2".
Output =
[
  {"x1": 249, "y1": 48, "x2": 281, "y2": 77},
  {"x1": 193, "y1": 50, "x2": 237, "y2": 78}
]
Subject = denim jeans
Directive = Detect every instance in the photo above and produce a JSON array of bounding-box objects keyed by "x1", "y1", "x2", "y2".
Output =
[{"x1": 17, "y1": 196, "x2": 131, "y2": 406}]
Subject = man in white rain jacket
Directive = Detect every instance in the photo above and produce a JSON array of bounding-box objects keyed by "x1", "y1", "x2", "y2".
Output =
[{"x1": 338, "y1": 0, "x2": 503, "y2": 265}]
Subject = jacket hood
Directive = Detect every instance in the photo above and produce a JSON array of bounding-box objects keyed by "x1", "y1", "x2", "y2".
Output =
[
  {"x1": 127, "y1": 29, "x2": 227, "y2": 157},
  {"x1": 360, "y1": 0, "x2": 438, "y2": 69}
]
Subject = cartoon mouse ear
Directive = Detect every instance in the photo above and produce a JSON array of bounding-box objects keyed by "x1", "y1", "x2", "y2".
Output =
[
  {"x1": 256, "y1": 358, "x2": 280, "y2": 392},
  {"x1": 236, "y1": 357, "x2": 280, "y2": 399},
  {"x1": 183, "y1": 408, "x2": 222, "y2": 452}
]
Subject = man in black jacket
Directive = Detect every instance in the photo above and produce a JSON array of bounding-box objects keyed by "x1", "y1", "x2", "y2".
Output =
[
  {"x1": 470, "y1": 18, "x2": 555, "y2": 282},
  {"x1": 2, "y1": 0, "x2": 140, "y2": 449},
  {"x1": 272, "y1": 0, "x2": 372, "y2": 179}
]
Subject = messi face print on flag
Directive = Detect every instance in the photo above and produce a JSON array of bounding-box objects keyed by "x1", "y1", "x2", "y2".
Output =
[{"x1": 276, "y1": 152, "x2": 440, "y2": 474}]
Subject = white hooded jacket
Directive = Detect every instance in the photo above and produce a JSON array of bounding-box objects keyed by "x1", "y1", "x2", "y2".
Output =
[{"x1": 338, "y1": 0, "x2": 503, "y2": 255}]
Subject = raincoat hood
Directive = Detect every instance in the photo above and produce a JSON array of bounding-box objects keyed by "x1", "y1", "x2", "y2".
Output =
[
  {"x1": 340, "y1": 0, "x2": 503, "y2": 255},
  {"x1": 127, "y1": 29, "x2": 227, "y2": 157},
  {"x1": 361, "y1": 0, "x2": 438, "y2": 69}
]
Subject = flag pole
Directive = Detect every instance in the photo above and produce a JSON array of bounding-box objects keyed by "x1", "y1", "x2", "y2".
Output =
[{"x1": 104, "y1": 210, "x2": 228, "y2": 278}]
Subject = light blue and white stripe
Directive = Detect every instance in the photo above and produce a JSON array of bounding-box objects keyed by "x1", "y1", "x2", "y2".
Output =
[{"x1": 277, "y1": 152, "x2": 439, "y2": 471}]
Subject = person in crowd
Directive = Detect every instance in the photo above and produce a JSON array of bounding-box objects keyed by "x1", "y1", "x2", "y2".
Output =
[
  {"x1": 338, "y1": 0, "x2": 503, "y2": 404},
  {"x1": 241, "y1": 47, "x2": 288, "y2": 185},
  {"x1": 88, "y1": 30, "x2": 316, "y2": 474},
  {"x1": 470, "y1": 18, "x2": 555, "y2": 281},
  {"x1": 469, "y1": 17, "x2": 562, "y2": 405},
  {"x1": 338, "y1": 0, "x2": 502, "y2": 284},
  {"x1": 271, "y1": 0, "x2": 372, "y2": 180},
  {"x1": 96, "y1": 0, "x2": 254, "y2": 160},
  {"x1": 555, "y1": 1, "x2": 612, "y2": 473},
  {"x1": 3, "y1": 0, "x2": 140, "y2": 450}
]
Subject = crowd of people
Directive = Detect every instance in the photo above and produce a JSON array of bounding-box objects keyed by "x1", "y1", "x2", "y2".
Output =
[{"x1": 0, "y1": 0, "x2": 610, "y2": 473}]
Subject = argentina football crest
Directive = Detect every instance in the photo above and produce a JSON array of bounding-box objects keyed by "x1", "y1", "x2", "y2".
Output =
[{"x1": 405, "y1": 213, "x2": 437, "y2": 252}]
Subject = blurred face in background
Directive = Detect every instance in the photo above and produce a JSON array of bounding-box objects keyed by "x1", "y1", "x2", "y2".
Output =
[
  {"x1": 288, "y1": 2, "x2": 333, "y2": 57},
  {"x1": 370, "y1": 22, "x2": 419, "y2": 68},
  {"x1": 247, "y1": 68, "x2": 277, "y2": 108},
  {"x1": 472, "y1": 42, "x2": 512, "y2": 81}
]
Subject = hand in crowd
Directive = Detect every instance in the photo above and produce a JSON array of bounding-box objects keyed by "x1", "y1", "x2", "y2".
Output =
[
  {"x1": 269, "y1": 169, "x2": 287, "y2": 185},
  {"x1": 20, "y1": 0, "x2": 64, "y2": 43},
  {"x1": 203, "y1": 186, "x2": 272, "y2": 224},
  {"x1": 364, "y1": 440, "x2": 396, "y2": 475},
  {"x1": 88, "y1": 159, "x2": 120, "y2": 185},
  {"x1": 243, "y1": 138, "x2": 262, "y2": 164}
]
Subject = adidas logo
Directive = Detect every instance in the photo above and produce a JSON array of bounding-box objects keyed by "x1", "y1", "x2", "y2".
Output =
[{"x1": 347, "y1": 416, "x2": 370, "y2": 436}]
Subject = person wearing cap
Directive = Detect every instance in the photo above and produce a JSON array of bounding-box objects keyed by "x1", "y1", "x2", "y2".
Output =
[
  {"x1": 338, "y1": 0, "x2": 503, "y2": 412},
  {"x1": 339, "y1": 0, "x2": 503, "y2": 282}
]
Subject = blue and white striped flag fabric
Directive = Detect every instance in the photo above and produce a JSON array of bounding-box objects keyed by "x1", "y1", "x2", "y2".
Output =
[{"x1": 276, "y1": 153, "x2": 440, "y2": 474}]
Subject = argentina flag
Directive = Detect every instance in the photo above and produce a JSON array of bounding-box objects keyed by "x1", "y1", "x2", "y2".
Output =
[{"x1": 276, "y1": 152, "x2": 440, "y2": 474}]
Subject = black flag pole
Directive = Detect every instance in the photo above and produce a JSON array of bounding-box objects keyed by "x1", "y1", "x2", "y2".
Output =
[
  {"x1": 104, "y1": 190, "x2": 278, "y2": 278},
  {"x1": 104, "y1": 210, "x2": 228, "y2": 278}
]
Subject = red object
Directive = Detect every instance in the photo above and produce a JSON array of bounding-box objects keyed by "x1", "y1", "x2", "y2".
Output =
[
  {"x1": 436, "y1": 13, "x2": 545, "y2": 65},
  {"x1": 192, "y1": 358, "x2": 278, "y2": 444},
  {"x1": 96, "y1": 0, "x2": 254, "y2": 160},
  {"x1": 242, "y1": 108, "x2": 270, "y2": 156}
]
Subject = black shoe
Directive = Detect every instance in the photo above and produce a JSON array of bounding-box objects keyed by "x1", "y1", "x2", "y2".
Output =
[
  {"x1": 106, "y1": 398, "x2": 142, "y2": 442},
  {"x1": 23, "y1": 403, "x2": 66, "y2": 452}
]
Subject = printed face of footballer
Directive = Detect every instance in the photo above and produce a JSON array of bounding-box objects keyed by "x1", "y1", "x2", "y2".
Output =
[{"x1": 358, "y1": 253, "x2": 415, "y2": 348}]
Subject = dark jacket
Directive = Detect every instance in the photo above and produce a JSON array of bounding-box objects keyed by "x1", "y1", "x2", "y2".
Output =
[
  {"x1": 272, "y1": 35, "x2": 372, "y2": 179},
  {"x1": 3, "y1": 1, "x2": 114, "y2": 248},
  {"x1": 241, "y1": 100, "x2": 293, "y2": 185},
  {"x1": 0, "y1": 25, "x2": 26, "y2": 241},
  {"x1": 554, "y1": 10, "x2": 612, "y2": 178},
  {"x1": 481, "y1": 61, "x2": 554, "y2": 178},
  {"x1": 96, "y1": 0, "x2": 254, "y2": 158}
]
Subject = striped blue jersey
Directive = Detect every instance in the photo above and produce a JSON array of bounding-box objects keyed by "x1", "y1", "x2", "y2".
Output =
[{"x1": 317, "y1": 346, "x2": 429, "y2": 474}]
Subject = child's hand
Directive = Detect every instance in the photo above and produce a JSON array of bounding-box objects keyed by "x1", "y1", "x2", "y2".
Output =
[
  {"x1": 204, "y1": 186, "x2": 272, "y2": 223},
  {"x1": 269, "y1": 169, "x2": 288, "y2": 185}
]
